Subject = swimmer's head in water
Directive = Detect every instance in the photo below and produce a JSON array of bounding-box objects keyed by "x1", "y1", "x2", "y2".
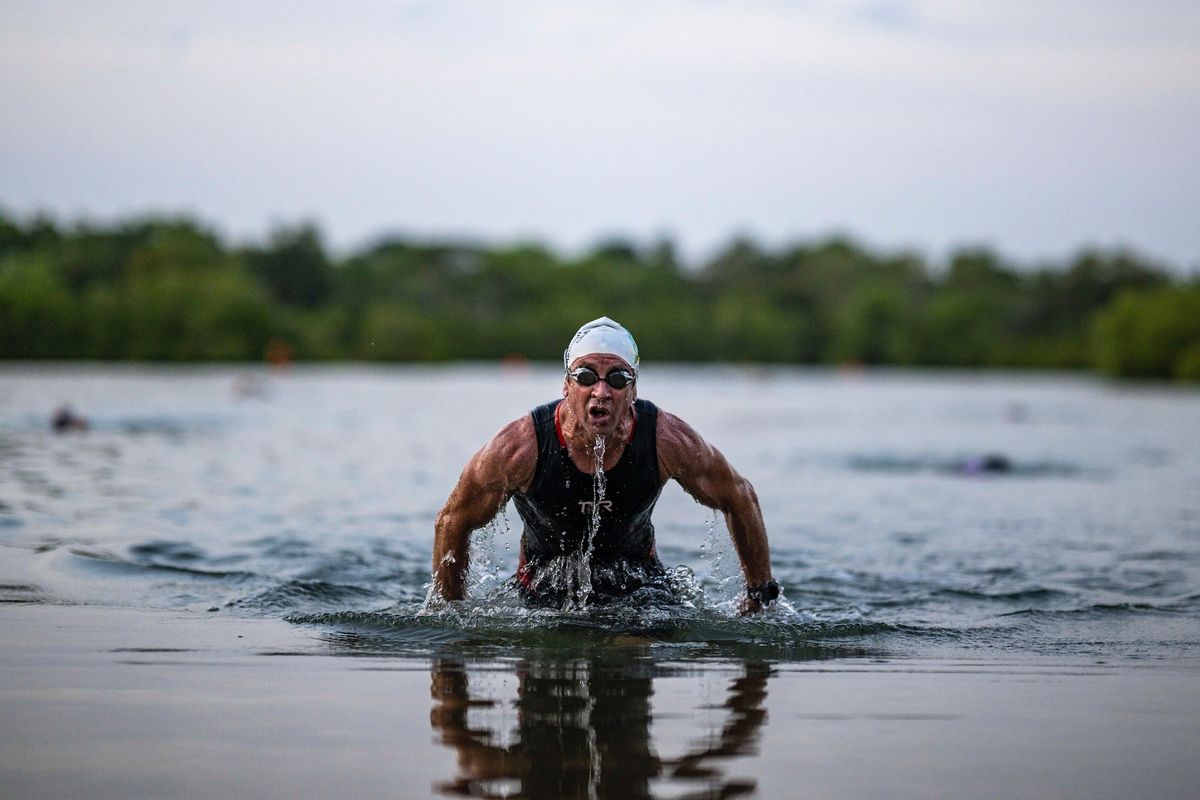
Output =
[{"x1": 563, "y1": 317, "x2": 639, "y2": 374}]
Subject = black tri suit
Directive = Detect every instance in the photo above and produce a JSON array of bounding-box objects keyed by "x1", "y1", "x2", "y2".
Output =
[{"x1": 512, "y1": 398, "x2": 671, "y2": 605}]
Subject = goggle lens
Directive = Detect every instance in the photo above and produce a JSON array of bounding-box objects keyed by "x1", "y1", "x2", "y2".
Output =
[{"x1": 569, "y1": 367, "x2": 635, "y2": 389}]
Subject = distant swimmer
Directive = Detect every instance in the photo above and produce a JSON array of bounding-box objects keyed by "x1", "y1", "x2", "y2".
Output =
[
  {"x1": 431, "y1": 317, "x2": 779, "y2": 613},
  {"x1": 957, "y1": 453, "x2": 1013, "y2": 475},
  {"x1": 50, "y1": 405, "x2": 89, "y2": 433}
]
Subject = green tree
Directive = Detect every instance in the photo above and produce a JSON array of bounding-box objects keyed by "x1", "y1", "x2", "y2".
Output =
[
  {"x1": 0, "y1": 251, "x2": 81, "y2": 357},
  {"x1": 1093, "y1": 287, "x2": 1200, "y2": 380},
  {"x1": 831, "y1": 282, "x2": 916, "y2": 365},
  {"x1": 245, "y1": 224, "x2": 333, "y2": 308}
]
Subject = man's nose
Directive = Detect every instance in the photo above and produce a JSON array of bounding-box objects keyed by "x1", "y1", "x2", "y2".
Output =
[{"x1": 590, "y1": 379, "x2": 612, "y2": 398}]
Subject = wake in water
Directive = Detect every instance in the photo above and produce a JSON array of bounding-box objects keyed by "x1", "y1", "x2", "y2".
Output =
[
  {"x1": 15, "y1": 521, "x2": 1199, "y2": 662},
  {"x1": 356, "y1": 433, "x2": 821, "y2": 655},
  {"x1": 288, "y1": 585, "x2": 865, "y2": 661},
  {"x1": 306, "y1": 479, "x2": 822, "y2": 658}
]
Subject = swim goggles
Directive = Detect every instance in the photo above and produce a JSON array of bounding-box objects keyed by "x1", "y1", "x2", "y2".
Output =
[{"x1": 567, "y1": 366, "x2": 636, "y2": 389}]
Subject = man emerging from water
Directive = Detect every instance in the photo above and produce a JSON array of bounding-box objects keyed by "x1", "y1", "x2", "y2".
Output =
[{"x1": 431, "y1": 317, "x2": 779, "y2": 613}]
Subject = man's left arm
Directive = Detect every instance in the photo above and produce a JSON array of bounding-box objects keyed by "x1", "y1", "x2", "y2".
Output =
[{"x1": 657, "y1": 411, "x2": 776, "y2": 612}]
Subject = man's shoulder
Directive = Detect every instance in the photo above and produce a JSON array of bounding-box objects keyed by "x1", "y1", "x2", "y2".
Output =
[
  {"x1": 489, "y1": 414, "x2": 538, "y2": 455},
  {"x1": 653, "y1": 407, "x2": 708, "y2": 461},
  {"x1": 651, "y1": 404, "x2": 692, "y2": 435},
  {"x1": 473, "y1": 414, "x2": 538, "y2": 491}
]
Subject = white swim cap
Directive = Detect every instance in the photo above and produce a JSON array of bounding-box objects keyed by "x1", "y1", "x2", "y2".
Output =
[{"x1": 563, "y1": 317, "x2": 639, "y2": 373}]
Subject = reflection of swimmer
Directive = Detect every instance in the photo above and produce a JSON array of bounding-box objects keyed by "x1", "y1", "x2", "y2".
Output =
[
  {"x1": 50, "y1": 406, "x2": 88, "y2": 433},
  {"x1": 432, "y1": 317, "x2": 779, "y2": 613},
  {"x1": 430, "y1": 652, "x2": 772, "y2": 799}
]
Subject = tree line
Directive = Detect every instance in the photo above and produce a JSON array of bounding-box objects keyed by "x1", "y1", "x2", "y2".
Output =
[{"x1": 1, "y1": 211, "x2": 1198, "y2": 380}]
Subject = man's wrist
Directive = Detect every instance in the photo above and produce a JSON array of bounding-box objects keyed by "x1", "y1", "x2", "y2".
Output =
[{"x1": 746, "y1": 579, "x2": 780, "y2": 605}]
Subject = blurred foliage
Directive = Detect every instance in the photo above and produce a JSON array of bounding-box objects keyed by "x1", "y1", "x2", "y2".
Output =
[
  {"x1": 1093, "y1": 286, "x2": 1200, "y2": 380},
  {"x1": 0, "y1": 209, "x2": 1196, "y2": 381}
]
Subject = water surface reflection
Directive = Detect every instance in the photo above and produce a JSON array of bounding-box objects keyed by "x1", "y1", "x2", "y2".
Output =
[{"x1": 429, "y1": 647, "x2": 771, "y2": 799}]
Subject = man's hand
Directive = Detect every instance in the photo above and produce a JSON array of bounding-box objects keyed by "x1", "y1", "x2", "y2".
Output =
[
  {"x1": 738, "y1": 579, "x2": 781, "y2": 615},
  {"x1": 738, "y1": 596, "x2": 764, "y2": 616}
]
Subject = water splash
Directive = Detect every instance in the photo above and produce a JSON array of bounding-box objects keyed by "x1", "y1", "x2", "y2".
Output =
[
  {"x1": 590, "y1": 435, "x2": 608, "y2": 545},
  {"x1": 700, "y1": 509, "x2": 742, "y2": 609},
  {"x1": 422, "y1": 504, "x2": 516, "y2": 614},
  {"x1": 498, "y1": 504, "x2": 513, "y2": 554},
  {"x1": 468, "y1": 518, "x2": 504, "y2": 596},
  {"x1": 573, "y1": 435, "x2": 608, "y2": 608},
  {"x1": 516, "y1": 436, "x2": 612, "y2": 609}
]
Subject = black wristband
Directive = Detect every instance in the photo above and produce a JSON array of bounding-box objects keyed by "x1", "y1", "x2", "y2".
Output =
[{"x1": 746, "y1": 579, "x2": 780, "y2": 605}]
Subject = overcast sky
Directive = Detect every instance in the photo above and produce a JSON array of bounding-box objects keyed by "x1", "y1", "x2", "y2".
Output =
[{"x1": 2, "y1": 1, "x2": 1198, "y2": 270}]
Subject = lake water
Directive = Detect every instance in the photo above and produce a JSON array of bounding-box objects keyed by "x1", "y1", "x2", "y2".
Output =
[{"x1": 2, "y1": 364, "x2": 1199, "y2": 798}]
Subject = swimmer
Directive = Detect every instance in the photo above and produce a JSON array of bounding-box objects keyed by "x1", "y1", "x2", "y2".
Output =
[
  {"x1": 958, "y1": 453, "x2": 1013, "y2": 475},
  {"x1": 431, "y1": 317, "x2": 779, "y2": 613},
  {"x1": 51, "y1": 405, "x2": 89, "y2": 433}
]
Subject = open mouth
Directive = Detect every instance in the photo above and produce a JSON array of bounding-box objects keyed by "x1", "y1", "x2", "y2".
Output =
[{"x1": 588, "y1": 406, "x2": 612, "y2": 424}]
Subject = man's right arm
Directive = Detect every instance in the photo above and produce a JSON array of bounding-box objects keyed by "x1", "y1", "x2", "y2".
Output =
[
  {"x1": 431, "y1": 417, "x2": 536, "y2": 601},
  {"x1": 656, "y1": 410, "x2": 775, "y2": 613}
]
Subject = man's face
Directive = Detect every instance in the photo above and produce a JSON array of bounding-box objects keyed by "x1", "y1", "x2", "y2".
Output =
[{"x1": 562, "y1": 353, "x2": 637, "y2": 439}]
